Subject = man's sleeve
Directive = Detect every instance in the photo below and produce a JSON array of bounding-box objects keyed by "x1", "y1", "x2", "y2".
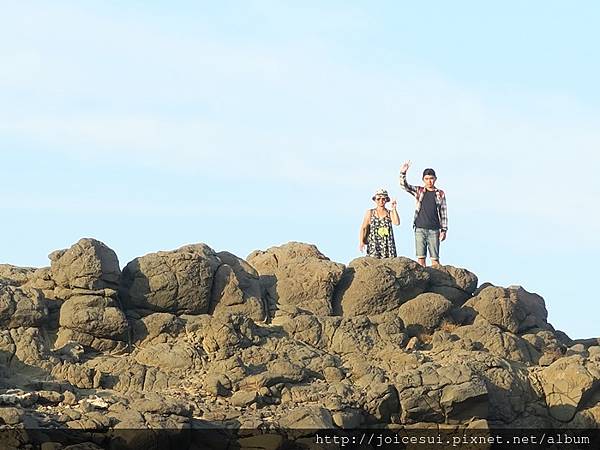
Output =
[
  {"x1": 439, "y1": 192, "x2": 448, "y2": 231},
  {"x1": 399, "y1": 172, "x2": 418, "y2": 197}
]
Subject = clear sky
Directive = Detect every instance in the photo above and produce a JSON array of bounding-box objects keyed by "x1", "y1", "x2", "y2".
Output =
[{"x1": 1, "y1": 1, "x2": 598, "y2": 339}]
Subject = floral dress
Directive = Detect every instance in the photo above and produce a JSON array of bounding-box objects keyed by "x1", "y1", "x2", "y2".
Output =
[{"x1": 367, "y1": 209, "x2": 397, "y2": 258}]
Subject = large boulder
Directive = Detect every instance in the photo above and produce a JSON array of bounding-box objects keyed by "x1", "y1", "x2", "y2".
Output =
[
  {"x1": 49, "y1": 238, "x2": 120, "y2": 290},
  {"x1": 538, "y1": 355, "x2": 600, "y2": 422},
  {"x1": 425, "y1": 265, "x2": 478, "y2": 306},
  {"x1": 335, "y1": 257, "x2": 429, "y2": 316},
  {"x1": 0, "y1": 284, "x2": 47, "y2": 329},
  {"x1": 247, "y1": 242, "x2": 344, "y2": 317},
  {"x1": 478, "y1": 355, "x2": 540, "y2": 424},
  {"x1": 278, "y1": 406, "x2": 334, "y2": 429},
  {"x1": 55, "y1": 295, "x2": 128, "y2": 352},
  {"x1": 394, "y1": 362, "x2": 488, "y2": 424},
  {"x1": 398, "y1": 293, "x2": 453, "y2": 335},
  {"x1": 447, "y1": 323, "x2": 540, "y2": 364},
  {"x1": 328, "y1": 316, "x2": 381, "y2": 357},
  {"x1": 2, "y1": 327, "x2": 59, "y2": 373},
  {"x1": 210, "y1": 251, "x2": 266, "y2": 322},
  {"x1": 0, "y1": 265, "x2": 36, "y2": 286},
  {"x1": 463, "y1": 286, "x2": 548, "y2": 334},
  {"x1": 202, "y1": 313, "x2": 262, "y2": 359},
  {"x1": 130, "y1": 312, "x2": 184, "y2": 345},
  {"x1": 120, "y1": 244, "x2": 220, "y2": 315},
  {"x1": 521, "y1": 330, "x2": 566, "y2": 366},
  {"x1": 58, "y1": 295, "x2": 128, "y2": 339}
]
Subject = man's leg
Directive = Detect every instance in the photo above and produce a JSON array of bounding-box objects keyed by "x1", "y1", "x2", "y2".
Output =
[
  {"x1": 428, "y1": 229, "x2": 441, "y2": 267},
  {"x1": 415, "y1": 228, "x2": 427, "y2": 267}
]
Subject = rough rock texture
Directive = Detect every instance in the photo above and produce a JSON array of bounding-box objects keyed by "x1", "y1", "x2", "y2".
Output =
[
  {"x1": 425, "y1": 265, "x2": 478, "y2": 305},
  {"x1": 538, "y1": 355, "x2": 600, "y2": 422},
  {"x1": 58, "y1": 295, "x2": 128, "y2": 339},
  {"x1": 54, "y1": 295, "x2": 129, "y2": 353},
  {"x1": 210, "y1": 251, "x2": 266, "y2": 322},
  {"x1": 0, "y1": 265, "x2": 36, "y2": 286},
  {"x1": 335, "y1": 257, "x2": 430, "y2": 316},
  {"x1": 0, "y1": 238, "x2": 599, "y2": 448},
  {"x1": 398, "y1": 292, "x2": 453, "y2": 335},
  {"x1": 49, "y1": 238, "x2": 121, "y2": 291},
  {"x1": 247, "y1": 242, "x2": 345, "y2": 317},
  {"x1": 43, "y1": 239, "x2": 130, "y2": 354},
  {"x1": 464, "y1": 285, "x2": 549, "y2": 334},
  {"x1": 120, "y1": 244, "x2": 220, "y2": 315},
  {"x1": 0, "y1": 284, "x2": 48, "y2": 329}
]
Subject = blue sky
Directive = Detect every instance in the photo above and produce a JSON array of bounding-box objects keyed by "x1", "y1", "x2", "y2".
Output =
[{"x1": 1, "y1": 1, "x2": 599, "y2": 338}]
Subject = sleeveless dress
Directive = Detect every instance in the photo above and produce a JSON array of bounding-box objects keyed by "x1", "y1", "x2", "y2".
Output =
[{"x1": 367, "y1": 209, "x2": 397, "y2": 258}]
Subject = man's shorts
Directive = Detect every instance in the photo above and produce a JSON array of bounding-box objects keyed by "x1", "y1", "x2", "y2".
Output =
[{"x1": 415, "y1": 227, "x2": 440, "y2": 260}]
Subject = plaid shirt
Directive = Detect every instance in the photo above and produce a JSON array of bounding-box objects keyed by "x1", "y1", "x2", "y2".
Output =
[{"x1": 399, "y1": 172, "x2": 448, "y2": 231}]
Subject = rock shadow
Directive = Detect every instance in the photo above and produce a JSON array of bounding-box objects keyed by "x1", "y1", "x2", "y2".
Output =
[{"x1": 331, "y1": 267, "x2": 355, "y2": 316}]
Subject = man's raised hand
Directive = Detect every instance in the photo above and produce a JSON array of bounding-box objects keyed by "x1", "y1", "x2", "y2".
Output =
[{"x1": 400, "y1": 160, "x2": 411, "y2": 174}]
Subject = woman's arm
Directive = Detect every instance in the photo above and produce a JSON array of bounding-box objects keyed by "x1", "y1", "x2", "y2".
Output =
[
  {"x1": 359, "y1": 209, "x2": 371, "y2": 252},
  {"x1": 389, "y1": 199, "x2": 400, "y2": 225}
]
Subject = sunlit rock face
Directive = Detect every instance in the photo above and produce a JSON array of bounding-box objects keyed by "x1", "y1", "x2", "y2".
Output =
[{"x1": 0, "y1": 238, "x2": 598, "y2": 447}]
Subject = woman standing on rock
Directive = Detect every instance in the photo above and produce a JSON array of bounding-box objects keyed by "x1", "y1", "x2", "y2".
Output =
[{"x1": 359, "y1": 188, "x2": 400, "y2": 258}]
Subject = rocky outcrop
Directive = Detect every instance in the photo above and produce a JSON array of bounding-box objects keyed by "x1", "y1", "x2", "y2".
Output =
[
  {"x1": 463, "y1": 285, "x2": 549, "y2": 334},
  {"x1": 425, "y1": 265, "x2": 478, "y2": 305},
  {"x1": 0, "y1": 284, "x2": 47, "y2": 329},
  {"x1": 49, "y1": 238, "x2": 121, "y2": 292},
  {"x1": 0, "y1": 265, "x2": 36, "y2": 286},
  {"x1": 247, "y1": 242, "x2": 344, "y2": 317},
  {"x1": 46, "y1": 239, "x2": 129, "y2": 354},
  {"x1": 398, "y1": 292, "x2": 453, "y2": 335},
  {"x1": 538, "y1": 355, "x2": 600, "y2": 422},
  {"x1": 335, "y1": 257, "x2": 429, "y2": 316},
  {"x1": 0, "y1": 237, "x2": 598, "y2": 448},
  {"x1": 210, "y1": 251, "x2": 266, "y2": 322},
  {"x1": 55, "y1": 295, "x2": 129, "y2": 352},
  {"x1": 120, "y1": 244, "x2": 220, "y2": 316}
]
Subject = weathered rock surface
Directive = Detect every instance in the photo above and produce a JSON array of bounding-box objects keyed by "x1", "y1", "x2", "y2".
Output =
[
  {"x1": 247, "y1": 242, "x2": 344, "y2": 317},
  {"x1": 210, "y1": 251, "x2": 266, "y2": 322},
  {"x1": 425, "y1": 265, "x2": 478, "y2": 305},
  {"x1": 464, "y1": 285, "x2": 549, "y2": 334},
  {"x1": 0, "y1": 284, "x2": 47, "y2": 329},
  {"x1": 49, "y1": 238, "x2": 121, "y2": 291},
  {"x1": 335, "y1": 257, "x2": 429, "y2": 316},
  {"x1": 120, "y1": 244, "x2": 220, "y2": 316},
  {"x1": 58, "y1": 295, "x2": 128, "y2": 340},
  {"x1": 0, "y1": 265, "x2": 36, "y2": 286},
  {"x1": 538, "y1": 355, "x2": 600, "y2": 422},
  {"x1": 398, "y1": 292, "x2": 453, "y2": 335},
  {"x1": 0, "y1": 237, "x2": 598, "y2": 446}
]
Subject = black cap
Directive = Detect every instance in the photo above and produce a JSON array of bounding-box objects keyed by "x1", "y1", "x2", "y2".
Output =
[{"x1": 422, "y1": 168, "x2": 436, "y2": 178}]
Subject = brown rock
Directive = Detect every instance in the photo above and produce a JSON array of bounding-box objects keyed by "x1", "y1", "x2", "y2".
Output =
[
  {"x1": 398, "y1": 293, "x2": 453, "y2": 335},
  {"x1": 278, "y1": 405, "x2": 334, "y2": 429},
  {"x1": 336, "y1": 257, "x2": 429, "y2": 317},
  {"x1": 0, "y1": 285, "x2": 47, "y2": 329},
  {"x1": 247, "y1": 242, "x2": 344, "y2": 316},
  {"x1": 59, "y1": 295, "x2": 128, "y2": 339},
  {"x1": 425, "y1": 265, "x2": 478, "y2": 305},
  {"x1": 49, "y1": 238, "x2": 120, "y2": 290},
  {"x1": 539, "y1": 355, "x2": 600, "y2": 422},
  {"x1": 210, "y1": 251, "x2": 266, "y2": 322},
  {"x1": 463, "y1": 286, "x2": 548, "y2": 334},
  {"x1": 0, "y1": 265, "x2": 36, "y2": 286},
  {"x1": 120, "y1": 243, "x2": 220, "y2": 315}
]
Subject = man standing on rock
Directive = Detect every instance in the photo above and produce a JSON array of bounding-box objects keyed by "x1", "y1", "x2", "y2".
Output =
[{"x1": 399, "y1": 160, "x2": 447, "y2": 267}]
